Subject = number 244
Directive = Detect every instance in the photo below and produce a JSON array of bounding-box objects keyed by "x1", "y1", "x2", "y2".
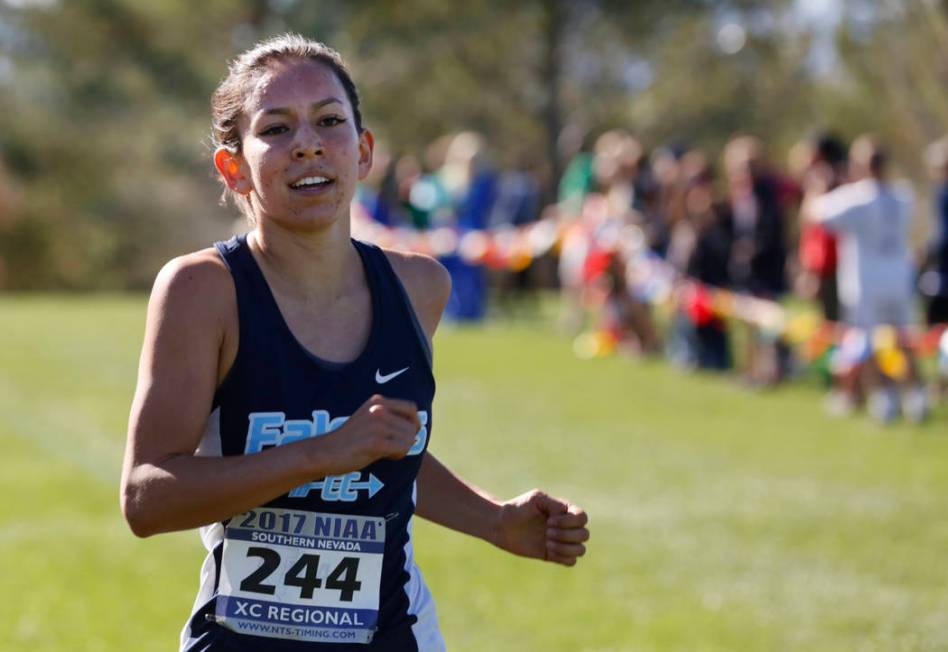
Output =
[{"x1": 239, "y1": 547, "x2": 362, "y2": 602}]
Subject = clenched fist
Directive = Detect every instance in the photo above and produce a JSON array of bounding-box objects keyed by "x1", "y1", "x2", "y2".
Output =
[{"x1": 312, "y1": 394, "x2": 421, "y2": 476}]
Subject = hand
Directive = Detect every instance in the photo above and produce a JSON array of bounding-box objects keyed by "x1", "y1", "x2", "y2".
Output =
[
  {"x1": 492, "y1": 490, "x2": 589, "y2": 567},
  {"x1": 315, "y1": 394, "x2": 420, "y2": 476}
]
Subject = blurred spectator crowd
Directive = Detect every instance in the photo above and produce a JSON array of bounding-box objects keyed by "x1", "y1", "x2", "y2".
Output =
[{"x1": 353, "y1": 129, "x2": 948, "y2": 425}]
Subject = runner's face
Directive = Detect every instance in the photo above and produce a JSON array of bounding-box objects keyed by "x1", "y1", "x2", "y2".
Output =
[{"x1": 237, "y1": 59, "x2": 372, "y2": 231}]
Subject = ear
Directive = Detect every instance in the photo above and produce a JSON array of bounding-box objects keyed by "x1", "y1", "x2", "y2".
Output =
[
  {"x1": 214, "y1": 148, "x2": 253, "y2": 195},
  {"x1": 357, "y1": 129, "x2": 375, "y2": 181}
]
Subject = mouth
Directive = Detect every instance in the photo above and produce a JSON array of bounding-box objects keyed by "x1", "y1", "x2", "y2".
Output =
[{"x1": 288, "y1": 174, "x2": 335, "y2": 191}]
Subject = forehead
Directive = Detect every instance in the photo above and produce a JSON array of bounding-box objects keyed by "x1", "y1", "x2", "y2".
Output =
[{"x1": 244, "y1": 58, "x2": 350, "y2": 118}]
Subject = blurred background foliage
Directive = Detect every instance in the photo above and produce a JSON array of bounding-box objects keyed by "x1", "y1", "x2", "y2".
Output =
[{"x1": 0, "y1": 0, "x2": 945, "y2": 290}]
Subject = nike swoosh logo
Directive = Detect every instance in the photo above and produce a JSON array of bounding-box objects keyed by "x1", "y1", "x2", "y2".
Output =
[{"x1": 375, "y1": 367, "x2": 409, "y2": 384}]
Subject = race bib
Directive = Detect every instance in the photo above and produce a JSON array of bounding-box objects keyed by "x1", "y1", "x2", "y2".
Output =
[{"x1": 214, "y1": 508, "x2": 385, "y2": 645}]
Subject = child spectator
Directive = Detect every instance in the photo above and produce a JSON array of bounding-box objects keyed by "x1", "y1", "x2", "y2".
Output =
[{"x1": 796, "y1": 132, "x2": 848, "y2": 323}]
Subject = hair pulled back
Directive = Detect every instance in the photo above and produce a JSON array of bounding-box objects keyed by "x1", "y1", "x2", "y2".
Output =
[
  {"x1": 212, "y1": 34, "x2": 363, "y2": 152},
  {"x1": 211, "y1": 34, "x2": 363, "y2": 219}
]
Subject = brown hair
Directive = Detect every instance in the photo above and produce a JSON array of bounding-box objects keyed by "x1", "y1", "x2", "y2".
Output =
[
  {"x1": 850, "y1": 134, "x2": 887, "y2": 178},
  {"x1": 210, "y1": 34, "x2": 364, "y2": 219}
]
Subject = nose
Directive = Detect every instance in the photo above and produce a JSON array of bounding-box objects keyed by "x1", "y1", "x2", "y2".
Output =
[
  {"x1": 292, "y1": 126, "x2": 324, "y2": 160},
  {"x1": 293, "y1": 142, "x2": 324, "y2": 159}
]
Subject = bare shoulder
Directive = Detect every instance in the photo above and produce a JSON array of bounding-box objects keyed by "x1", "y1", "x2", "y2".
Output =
[
  {"x1": 154, "y1": 247, "x2": 231, "y2": 295},
  {"x1": 151, "y1": 247, "x2": 234, "y2": 326},
  {"x1": 139, "y1": 246, "x2": 238, "y2": 392},
  {"x1": 382, "y1": 248, "x2": 451, "y2": 340}
]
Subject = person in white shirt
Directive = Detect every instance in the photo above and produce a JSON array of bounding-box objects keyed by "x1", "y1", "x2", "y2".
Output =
[{"x1": 807, "y1": 135, "x2": 926, "y2": 422}]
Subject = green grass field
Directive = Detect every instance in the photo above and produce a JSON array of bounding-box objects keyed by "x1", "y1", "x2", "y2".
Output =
[{"x1": 2, "y1": 295, "x2": 947, "y2": 651}]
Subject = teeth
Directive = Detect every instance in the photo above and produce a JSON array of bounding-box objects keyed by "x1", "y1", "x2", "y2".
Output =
[{"x1": 291, "y1": 176, "x2": 331, "y2": 188}]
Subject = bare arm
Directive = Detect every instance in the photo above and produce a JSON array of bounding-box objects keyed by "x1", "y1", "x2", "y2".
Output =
[
  {"x1": 413, "y1": 451, "x2": 501, "y2": 542},
  {"x1": 120, "y1": 253, "x2": 419, "y2": 537},
  {"x1": 387, "y1": 250, "x2": 590, "y2": 566},
  {"x1": 415, "y1": 453, "x2": 589, "y2": 566}
]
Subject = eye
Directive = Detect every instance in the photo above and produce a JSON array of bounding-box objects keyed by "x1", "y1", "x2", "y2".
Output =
[
  {"x1": 259, "y1": 124, "x2": 288, "y2": 136},
  {"x1": 319, "y1": 116, "x2": 346, "y2": 127}
]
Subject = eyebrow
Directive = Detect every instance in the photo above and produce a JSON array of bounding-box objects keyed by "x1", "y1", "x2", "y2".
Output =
[{"x1": 259, "y1": 97, "x2": 344, "y2": 117}]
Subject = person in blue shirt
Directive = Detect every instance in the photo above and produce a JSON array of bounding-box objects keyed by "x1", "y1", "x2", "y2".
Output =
[{"x1": 120, "y1": 34, "x2": 588, "y2": 651}]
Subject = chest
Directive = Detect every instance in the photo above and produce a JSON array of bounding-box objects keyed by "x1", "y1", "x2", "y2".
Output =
[{"x1": 272, "y1": 284, "x2": 373, "y2": 364}]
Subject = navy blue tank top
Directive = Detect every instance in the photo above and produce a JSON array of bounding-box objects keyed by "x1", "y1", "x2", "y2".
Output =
[{"x1": 180, "y1": 234, "x2": 442, "y2": 651}]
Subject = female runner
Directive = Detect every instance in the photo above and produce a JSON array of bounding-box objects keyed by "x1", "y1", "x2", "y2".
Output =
[{"x1": 120, "y1": 34, "x2": 589, "y2": 651}]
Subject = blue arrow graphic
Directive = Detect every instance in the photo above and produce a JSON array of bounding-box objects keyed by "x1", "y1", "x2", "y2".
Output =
[
  {"x1": 289, "y1": 472, "x2": 384, "y2": 500},
  {"x1": 348, "y1": 474, "x2": 384, "y2": 498}
]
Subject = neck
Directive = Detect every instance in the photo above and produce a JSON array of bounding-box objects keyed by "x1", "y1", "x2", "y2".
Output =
[{"x1": 248, "y1": 217, "x2": 359, "y2": 303}]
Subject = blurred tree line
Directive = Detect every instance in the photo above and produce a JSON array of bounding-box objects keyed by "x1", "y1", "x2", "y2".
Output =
[{"x1": 0, "y1": 0, "x2": 945, "y2": 290}]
